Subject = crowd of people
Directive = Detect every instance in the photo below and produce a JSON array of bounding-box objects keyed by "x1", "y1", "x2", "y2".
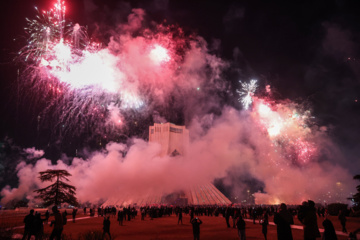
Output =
[{"x1": 21, "y1": 200, "x2": 358, "y2": 240}]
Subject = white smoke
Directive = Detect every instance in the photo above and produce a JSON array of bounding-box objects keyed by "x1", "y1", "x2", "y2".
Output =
[{"x1": 1, "y1": 108, "x2": 355, "y2": 206}]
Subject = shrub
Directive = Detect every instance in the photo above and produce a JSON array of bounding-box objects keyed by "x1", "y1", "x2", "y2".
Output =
[{"x1": 327, "y1": 203, "x2": 348, "y2": 216}]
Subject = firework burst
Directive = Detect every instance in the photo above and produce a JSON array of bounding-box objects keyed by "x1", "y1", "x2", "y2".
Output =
[
  {"x1": 237, "y1": 79, "x2": 258, "y2": 110},
  {"x1": 251, "y1": 96, "x2": 317, "y2": 165},
  {"x1": 17, "y1": 1, "x2": 227, "y2": 143}
]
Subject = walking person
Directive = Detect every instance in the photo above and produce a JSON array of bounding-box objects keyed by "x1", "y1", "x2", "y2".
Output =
[
  {"x1": 274, "y1": 203, "x2": 294, "y2": 240},
  {"x1": 236, "y1": 215, "x2": 246, "y2": 240},
  {"x1": 225, "y1": 207, "x2": 231, "y2": 228},
  {"x1": 178, "y1": 209, "x2": 183, "y2": 225},
  {"x1": 260, "y1": 212, "x2": 269, "y2": 240},
  {"x1": 22, "y1": 209, "x2": 35, "y2": 240},
  {"x1": 103, "y1": 216, "x2": 111, "y2": 240},
  {"x1": 338, "y1": 210, "x2": 347, "y2": 233},
  {"x1": 191, "y1": 217, "x2": 202, "y2": 240},
  {"x1": 49, "y1": 206, "x2": 63, "y2": 240}
]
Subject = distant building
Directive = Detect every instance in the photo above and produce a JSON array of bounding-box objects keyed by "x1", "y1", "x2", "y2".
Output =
[{"x1": 149, "y1": 123, "x2": 189, "y2": 157}]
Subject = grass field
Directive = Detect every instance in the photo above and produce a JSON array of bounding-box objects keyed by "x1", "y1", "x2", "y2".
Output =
[{"x1": 1, "y1": 209, "x2": 359, "y2": 239}]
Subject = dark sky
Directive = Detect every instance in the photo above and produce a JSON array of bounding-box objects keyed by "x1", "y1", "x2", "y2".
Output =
[{"x1": 0, "y1": 0, "x2": 359, "y2": 173}]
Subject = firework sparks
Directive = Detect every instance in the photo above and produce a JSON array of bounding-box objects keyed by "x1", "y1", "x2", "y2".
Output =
[
  {"x1": 251, "y1": 96, "x2": 316, "y2": 165},
  {"x1": 237, "y1": 79, "x2": 258, "y2": 110},
  {"x1": 18, "y1": 0, "x2": 227, "y2": 140}
]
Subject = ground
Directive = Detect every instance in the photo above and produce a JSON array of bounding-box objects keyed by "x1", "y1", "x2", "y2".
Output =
[{"x1": 1, "y1": 209, "x2": 359, "y2": 239}]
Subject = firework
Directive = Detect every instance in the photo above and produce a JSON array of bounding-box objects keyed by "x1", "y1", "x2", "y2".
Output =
[
  {"x1": 149, "y1": 45, "x2": 171, "y2": 64},
  {"x1": 237, "y1": 79, "x2": 258, "y2": 110},
  {"x1": 18, "y1": 1, "x2": 227, "y2": 142},
  {"x1": 251, "y1": 97, "x2": 316, "y2": 165}
]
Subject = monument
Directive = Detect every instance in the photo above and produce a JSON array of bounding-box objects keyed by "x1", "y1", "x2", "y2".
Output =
[{"x1": 102, "y1": 123, "x2": 231, "y2": 206}]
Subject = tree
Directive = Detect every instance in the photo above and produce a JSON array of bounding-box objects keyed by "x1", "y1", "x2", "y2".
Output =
[
  {"x1": 349, "y1": 174, "x2": 360, "y2": 210},
  {"x1": 34, "y1": 169, "x2": 78, "y2": 207}
]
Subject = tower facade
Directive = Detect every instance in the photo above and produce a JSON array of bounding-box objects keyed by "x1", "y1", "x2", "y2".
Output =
[{"x1": 149, "y1": 123, "x2": 189, "y2": 157}]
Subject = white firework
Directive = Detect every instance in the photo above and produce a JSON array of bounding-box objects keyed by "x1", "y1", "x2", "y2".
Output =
[{"x1": 237, "y1": 79, "x2": 258, "y2": 110}]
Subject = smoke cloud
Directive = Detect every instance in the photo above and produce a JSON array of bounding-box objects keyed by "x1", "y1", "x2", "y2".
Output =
[{"x1": 1, "y1": 107, "x2": 355, "y2": 206}]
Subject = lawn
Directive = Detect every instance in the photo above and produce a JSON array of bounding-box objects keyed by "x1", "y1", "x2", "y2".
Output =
[{"x1": 1, "y1": 209, "x2": 359, "y2": 239}]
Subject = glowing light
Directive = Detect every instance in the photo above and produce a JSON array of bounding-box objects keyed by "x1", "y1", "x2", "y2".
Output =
[{"x1": 149, "y1": 45, "x2": 170, "y2": 64}]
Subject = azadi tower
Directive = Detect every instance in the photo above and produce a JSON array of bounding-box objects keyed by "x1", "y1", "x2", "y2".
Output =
[{"x1": 103, "y1": 123, "x2": 231, "y2": 206}]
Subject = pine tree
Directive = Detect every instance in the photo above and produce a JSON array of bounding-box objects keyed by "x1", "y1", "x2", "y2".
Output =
[{"x1": 34, "y1": 169, "x2": 78, "y2": 207}]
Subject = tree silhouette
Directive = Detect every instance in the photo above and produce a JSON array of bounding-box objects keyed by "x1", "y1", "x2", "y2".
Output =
[
  {"x1": 349, "y1": 174, "x2": 360, "y2": 210},
  {"x1": 34, "y1": 169, "x2": 78, "y2": 207}
]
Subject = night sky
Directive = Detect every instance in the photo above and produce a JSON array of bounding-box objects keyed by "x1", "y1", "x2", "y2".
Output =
[{"x1": 0, "y1": 0, "x2": 359, "y2": 175}]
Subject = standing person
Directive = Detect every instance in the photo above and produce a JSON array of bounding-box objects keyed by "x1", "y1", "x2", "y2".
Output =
[
  {"x1": 119, "y1": 210, "x2": 124, "y2": 226},
  {"x1": 260, "y1": 213, "x2": 269, "y2": 240},
  {"x1": 302, "y1": 200, "x2": 321, "y2": 240},
  {"x1": 102, "y1": 216, "x2": 111, "y2": 239},
  {"x1": 233, "y1": 209, "x2": 240, "y2": 228},
  {"x1": 72, "y1": 208, "x2": 77, "y2": 223},
  {"x1": 225, "y1": 207, "x2": 231, "y2": 228},
  {"x1": 45, "y1": 210, "x2": 50, "y2": 225},
  {"x1": 22, "y1": 209, "x2": 35, "y2": 240},
  {"x1": 62, "y1": 210, "x2": 67, "y2": 225},
  {"x1": 49, "y1": 206, "x2": 63, "y2": 240},
  {"x1": 33, "y1": 212, "x2": 45, "y2": 240},
  {"x1": 178, "y1": 209, "x2": 183, "y2": 225},
  {"x1": 274, "y1": 203, "x2": 294, "y2": 240},
  {"x1": 190, "y1": 208, "x2": 194, "y2": 223},
  {"x1": 322, "y1": 217, "x2": 337, "y2": 240},
  {"x1": 252, "y1": 208, "x2": 257, "y2": 224},
  {"x1": 338, "y1": 210, "x2": 347, "y2": 233},
  {"x1": 191, "y1": 217, "x2": 202, "y2": 240},
  {"x1": 236, "y1": 215, "x2": 246, "y2": 240}
]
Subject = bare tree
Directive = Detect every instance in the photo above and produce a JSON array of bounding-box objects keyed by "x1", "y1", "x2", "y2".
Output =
[{"x1": 34, "y1": 169, "x2": 78, "y2": 207}]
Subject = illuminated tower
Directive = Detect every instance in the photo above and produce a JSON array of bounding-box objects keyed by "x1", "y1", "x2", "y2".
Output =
[{"x1": 149, "y1": 123, "x2": 189, "y2": 157}]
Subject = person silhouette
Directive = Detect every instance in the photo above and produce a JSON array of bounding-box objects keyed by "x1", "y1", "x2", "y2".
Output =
[
  {"x1": 45, "y1": 210, "x2": 50, "y2": 224},
  {"x1": 49, "y1": 206, "x2": 63, "y2": 240},
  {"x1": 103, "y1": 216, "x2": 111, "y2": 239},
  {"x1": 178, "y1": 209, "x2": 183, "y2": 225},
  {"x1": 33, "y1": 212, "x2": 45, "y2": 240},
  {"x1": 322, "y1": 217, "x2": 337, "y2": 240},
  {"x1": 191, "y1": 217, "x2": 202, "y2": 240},
  {"x1": 261, "y1": 212, "x2": 269, "y2": 240},
  {"x1": 72, "y1": 208, "x2": 77, "y2": 223},
  {"x1": 274, "y1": 203, "x2": 294, "y2": 240},
  {"x1": 338, "y1": 210, "x2": 347, "y2": 233},
  {"x1": 236, "y1": 215, "x2": 246, "y2": 240},
  {"x1": 22, "y1": 209, "x2": 35, "y2": 240},
  {"x1": 302, "y1": 200, "x2": 321, "y2": 240}
]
